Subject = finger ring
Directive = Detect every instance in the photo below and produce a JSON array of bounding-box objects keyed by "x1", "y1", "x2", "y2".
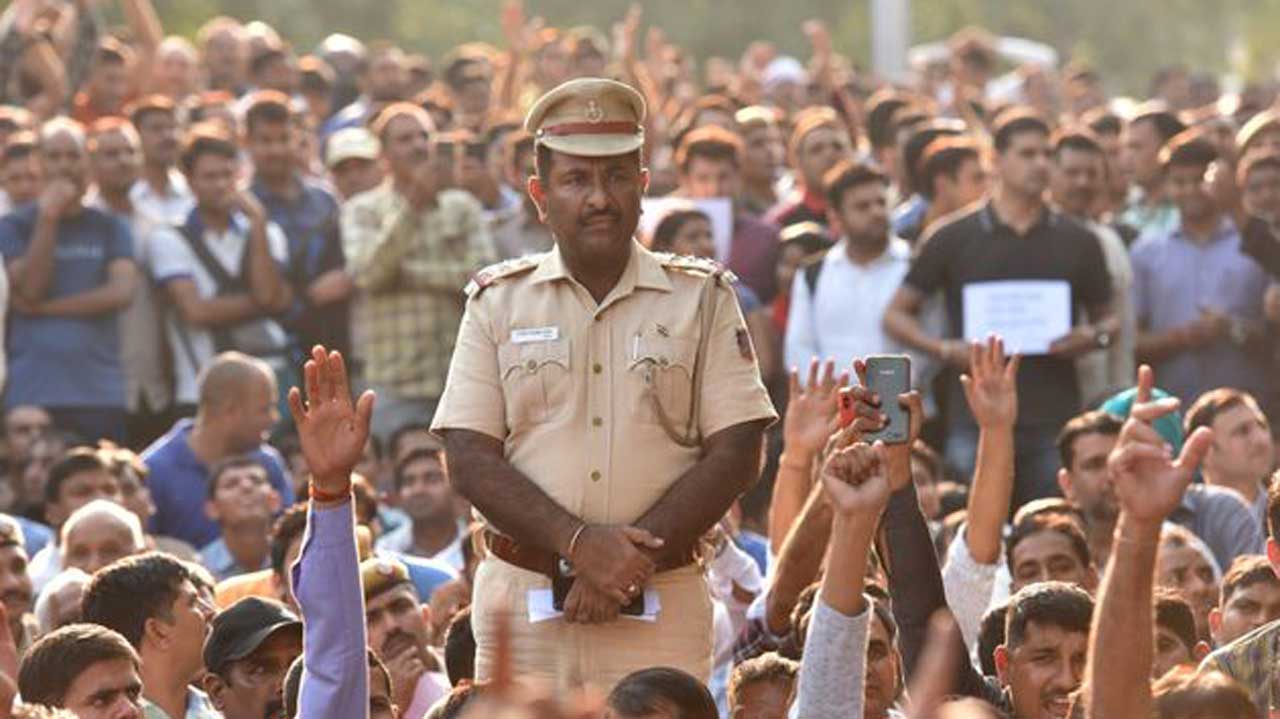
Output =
[{"x1": 626, "y1": 583, "x2": 639, "y2": 595}]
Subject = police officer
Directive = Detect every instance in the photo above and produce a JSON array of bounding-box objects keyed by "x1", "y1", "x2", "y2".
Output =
[{"x1": 430, "y1": 78, "x2": 776, "y2": 688}]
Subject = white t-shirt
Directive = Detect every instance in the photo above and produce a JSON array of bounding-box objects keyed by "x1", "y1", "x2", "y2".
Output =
[{"x1": 149, "y1": 215, "x2": 290, "y2": 405}]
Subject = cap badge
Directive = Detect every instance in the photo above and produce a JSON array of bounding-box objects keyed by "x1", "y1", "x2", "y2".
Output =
[{"x1": 585, "y1": 98, "x2": 605, "y2": 123}]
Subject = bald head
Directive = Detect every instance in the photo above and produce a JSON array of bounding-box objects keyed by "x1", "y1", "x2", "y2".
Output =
[
  {"x1": 61, "y1": 500, "x2": 145, "y2": 576},
  {"x1": 197, "y1": 352, "x2": 277, "y2": 412}
]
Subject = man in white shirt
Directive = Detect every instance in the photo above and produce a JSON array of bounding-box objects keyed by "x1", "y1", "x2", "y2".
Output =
[
  {"x1": 785, "y1": 160, "x2": 911, "y2": 376},
  {"x1": 148, "y1": 126, "x2": 293, "y2": 410},
  {"x1": 374, "y1": 443, "x2": 466, "y2": 573},
  {"x1": 128, "y1": 96, "x2": 194, "y2": 227}
]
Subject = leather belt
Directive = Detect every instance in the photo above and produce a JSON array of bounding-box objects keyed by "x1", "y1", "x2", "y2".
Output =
[{"x1": 483, "y1": 530, "x2": 695, "y2": 578}]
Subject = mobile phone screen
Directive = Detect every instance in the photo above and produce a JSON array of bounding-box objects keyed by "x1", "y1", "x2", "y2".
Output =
[{"x1": 863, "y1": 355, "x2": 911, "y2": 444}]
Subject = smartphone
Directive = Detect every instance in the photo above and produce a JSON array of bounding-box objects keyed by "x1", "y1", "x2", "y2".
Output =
[{"x1": 863, "y1": 355, "x2": 912, "y2": 444}]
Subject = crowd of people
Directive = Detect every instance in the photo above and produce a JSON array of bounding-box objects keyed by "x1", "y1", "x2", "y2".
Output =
[{"x1": 0, "y1": 0, "x2": 1279, "y2": 717}]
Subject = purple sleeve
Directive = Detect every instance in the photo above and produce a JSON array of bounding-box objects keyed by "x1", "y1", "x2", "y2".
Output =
[{"x1": 292, "y1": 501, "x2": 368, "y2": 719}]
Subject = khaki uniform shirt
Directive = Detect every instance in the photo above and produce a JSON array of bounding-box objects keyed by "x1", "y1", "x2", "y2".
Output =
[{"x1": 431, "y1": 240, "x2": 777, "y2": 526}]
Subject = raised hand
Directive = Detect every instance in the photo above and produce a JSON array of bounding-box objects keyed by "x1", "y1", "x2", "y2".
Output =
[
  {"x1": 287, "y1": 346, "x2": 376, "y2": 495},
  {"x1": 1107, "y1": 365, "x2": 1214, "y2": 527},
  {"x1": 960, "y1": 335, "x2": 1020, "y2": 429},
  {"x1": 821, "y1": 441, "x2": 892, "y2": 518},
  {"x1": 802, "y1": 19, "x2": 832, "y2": 60},
  {"x1": 783, "y1": 358, "x2": 849, "y2": 457}
]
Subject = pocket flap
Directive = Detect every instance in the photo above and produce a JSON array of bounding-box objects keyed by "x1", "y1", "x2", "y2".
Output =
[{"x1": 499, "y1": 338, "x2": 572, "y2": 378}]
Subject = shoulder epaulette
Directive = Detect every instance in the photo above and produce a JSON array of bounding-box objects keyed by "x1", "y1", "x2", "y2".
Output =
[
  {"x1": 654, "y1": 252, "x2": 739, "y2": 284},
  {"x1": 463, "y1": 254, "x2": 543, "y2": 298}
]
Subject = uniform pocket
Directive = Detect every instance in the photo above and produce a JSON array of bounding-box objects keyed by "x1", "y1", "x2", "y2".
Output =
[
  {"x1": 498, "y1": 338, "x2": 572, "y2": 429},
  {"x1": 626, "y1": 335, "x2": 696, "y2": 428}
]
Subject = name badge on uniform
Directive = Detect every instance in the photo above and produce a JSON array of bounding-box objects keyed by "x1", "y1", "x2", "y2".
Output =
[{"x1": 511, "y1": 326, "x2": 560, "y2": 344}]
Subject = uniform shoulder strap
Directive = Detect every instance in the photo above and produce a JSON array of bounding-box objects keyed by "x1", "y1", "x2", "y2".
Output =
[
  {"x1": 463, "y1": 254, "x2": 544, "y2": 298},
  {"x1": 654, "y1": 252, "x2": 739, "y2": 284}
]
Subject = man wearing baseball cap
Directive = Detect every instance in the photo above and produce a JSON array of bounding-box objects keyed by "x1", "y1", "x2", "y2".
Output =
[
  {"x1": 202, "y1": 597, "x2": 301, "y2": 719},
  {"x1": 432, "y1": 77, "x2": 775, "y2": 688},
  {"x1": 325, "y1": 127, "x2": 384, "y2": 201}
]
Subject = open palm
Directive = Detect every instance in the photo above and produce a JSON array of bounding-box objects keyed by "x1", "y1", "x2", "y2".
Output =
[
  {"x1": 287, "y1": 346, "x2": 375, "y2": 492},
  {"x1": 784, "y1": 358, "x2": 848, "y2": 456},
  {"x1": 960, "y1": 335, "x2": 1020, "y2": 429}
]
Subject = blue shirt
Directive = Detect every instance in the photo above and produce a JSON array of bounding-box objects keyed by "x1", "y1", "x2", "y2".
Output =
[
  {"x1": 251, "y1": 176, "x2": 349, "y2": 356},
  {"x1": 142, "y1": 419, "x2": 294, "y2": 547},
  {"x1": 1130, "y1": 218, "x2": 1273, "y2": 405},
  {"x1": 293, "y1": 501, "x2": 367, "y2": 719},
  {"x1": 9, "y1": 516, "x2": 52, "y2": 558},
  {"x1": 199, "y1": 536, "x2": 272, "y2": 582},
  {"x1": 891, "y1": 193, "x2": 929, "y2": 239},
  {"x1": 379, "y1": 550, "x2": 458, "y2": 602},
  {"x1": 0, "y1": 205, "x2": 132, "y2": 408}
]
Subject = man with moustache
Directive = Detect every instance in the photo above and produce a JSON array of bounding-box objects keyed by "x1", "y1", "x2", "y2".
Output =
[
  {"x1": 0, "y1": 516, "x2": 39, "y2": 658},
  {"x1": 1047, "y1": 129, "x2": 1136, "y2": 403},
  {"x1": 87, "y1": 118, "x2": 174, "y2": 449},
  {"x1": 0, "y1": 117, "x2": 139, "y2": 443},
  {"x1": 884, "y1": 110, "x2": 1118, "y2": 505},
  {"x1": 341, "y1": 102, "x2": 493, "y2": 440},
  {"x1": 433, "y1": 78, "x2": 775, "y2": 688},
  {"x1": 361, "y1": 557, "x2": 449, "y2": 719},
  {"x1": 201, "y1": 597, "x2": 302, "y2": 719},
  {"x1": 128, "y1": 96, "x2": 193, "y2": 228}
]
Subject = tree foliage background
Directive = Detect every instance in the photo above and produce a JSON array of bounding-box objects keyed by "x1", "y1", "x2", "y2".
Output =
[{"x1": 127, "y1": 0, "x2": 1279, "y2": 95}]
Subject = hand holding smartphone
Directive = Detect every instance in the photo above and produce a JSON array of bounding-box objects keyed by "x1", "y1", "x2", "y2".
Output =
[{"x1": 838, "y1": 355, "x2": 912, "y2": 444}]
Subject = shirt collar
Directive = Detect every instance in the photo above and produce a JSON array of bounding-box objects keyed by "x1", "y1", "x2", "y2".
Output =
[
  {"x1": 531, "y1": 240, "x2": 672, "y2": 293},
  {"x1": 1171, "y1": 215, "x2": 1237, "y2": 244},
  {"x1": 979, "y1": 199, "x2": 1056, "y2": 236}
]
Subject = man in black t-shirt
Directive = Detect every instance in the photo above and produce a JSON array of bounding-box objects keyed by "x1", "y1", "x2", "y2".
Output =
[{"x1": 884, "y1": 111, "x2": 1118, "y2": 507}]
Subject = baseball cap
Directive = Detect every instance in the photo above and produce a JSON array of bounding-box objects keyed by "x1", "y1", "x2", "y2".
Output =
[
  {"x1": 325, "y1": 127, "x2": 381, "y2": 169},
  {"x1": 203, "y1": 597, "x2": 301, "y2": 674},
  {"x1": 525, "y1": 77, "x2": 646, "y2": 158},
  {"x1": 1099, "y1": 386, "x2": 1185, "y2": 455}
]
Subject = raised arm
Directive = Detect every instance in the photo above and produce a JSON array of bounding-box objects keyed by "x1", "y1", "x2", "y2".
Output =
[
  {"x1": 1086, "y1": 365, "x2": 1214, "y2": 719},
  {"x1": 770, "y1": 358, "x2": 846, "y2": 554},
  {"x1": 959, "y1": 336, "x2": 1020, "y2": 563},
  {"x1": 794, "y1": 440, "x2": 893, "y2": 719},
  {"x1": 286, "y1": 346, "x2": 377, "y2": 719},
  {"x1": 8, "y1": 181, "x2": 78, "y2": 304}
]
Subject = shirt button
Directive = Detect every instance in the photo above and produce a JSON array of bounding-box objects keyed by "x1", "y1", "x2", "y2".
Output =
[
  {"x1": 593, "y1": 363, "x2": 602, "y2": 374},
  {"x1": 659, "y1": 356, "x2": 669, "y2": 367},
  {"x1": 525, "y1": 359, "x2": 537, "y2": 371},
  {"x1": 590, "y1": 471, "x2": 601, "y2": 482},
  {"x1": 592, "y1": 416, "x2": 603, "y2": 427}
]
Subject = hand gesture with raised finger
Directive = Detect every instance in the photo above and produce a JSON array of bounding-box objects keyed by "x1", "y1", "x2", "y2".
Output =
[{"x1": 1107, "y1": 365, "x2": 1214, "y2": 528}]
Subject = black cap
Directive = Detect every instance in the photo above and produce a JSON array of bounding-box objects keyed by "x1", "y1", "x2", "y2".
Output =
[{"x1": 203, "y1": 597, "x2": 301, "y2": 673}]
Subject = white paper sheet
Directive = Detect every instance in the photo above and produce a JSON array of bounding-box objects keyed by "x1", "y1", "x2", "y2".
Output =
[
  {"x1": 527, "y1": 588, "x2": 661, "y2": 623},
  {"x1": 962, "y1": 280, "x2": 1072, "y2": 355},
  {"x1": 638, "y1": 197, "x2": 734, "y2": 262}
]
